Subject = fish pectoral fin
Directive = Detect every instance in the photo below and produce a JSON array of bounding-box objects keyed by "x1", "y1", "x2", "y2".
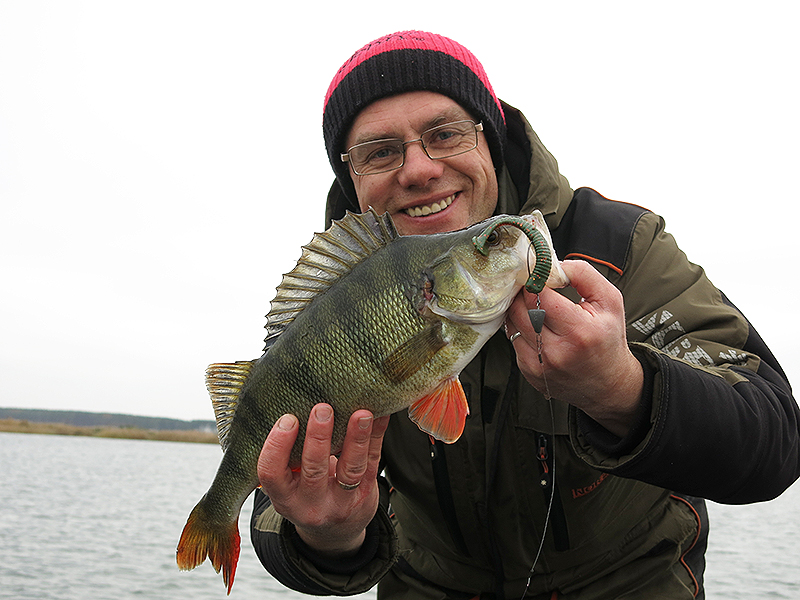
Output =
[
  {"x1": 206, "y1": 361, "x2": 255, "y2": 451},
  {"x1": 408, "y1": 377, "x2": 470, "y2": 443},
  {"x1": 382, "y1": 321, "x2": 446, "y2": 384}
]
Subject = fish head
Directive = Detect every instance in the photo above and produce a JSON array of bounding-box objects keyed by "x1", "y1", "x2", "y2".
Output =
[
  {"x1": 421, "y1": 217, "x2": 532, "y2": 325},
  {"x1": 422, "y1": 212, "x2": 570, "y2": 325}
]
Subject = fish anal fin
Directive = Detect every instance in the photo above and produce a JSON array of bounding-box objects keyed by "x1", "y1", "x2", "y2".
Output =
[
  {"x1": 382, "y1": 321, "x2": 446, "y2": 384},
  {"x1": 408, "y1": 377, "x2": 469, "y2": 443},
  {"x1": 205, "y1": 361, "x2": 255, "y2": 451}
]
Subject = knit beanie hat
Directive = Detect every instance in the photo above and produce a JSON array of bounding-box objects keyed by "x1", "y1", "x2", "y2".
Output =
[{"x1": 323, "y1": 30, "x2": 507, "y2": 203}]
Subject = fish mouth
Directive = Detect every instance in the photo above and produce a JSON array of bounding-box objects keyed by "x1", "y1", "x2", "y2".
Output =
[
  {"x1": 431, "y1": 285, "x2": 518, "y2": 325},
  {"x1": 403, "y1": 193, "x2": 456, "y2": 217},
  {"x1": 427, "y1": 257, "x2": 523, "y2": 325}
]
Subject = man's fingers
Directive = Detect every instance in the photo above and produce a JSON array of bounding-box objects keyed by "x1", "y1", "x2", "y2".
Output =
[
  {"x1": 300, "y1": 404, "x2": 336, "y2": 486},
  {"x1": 507, "y1": 285, "x2": 579, "y2": 341},
  {"x1": 559, "y1": 260, "x2": 623, "y2": 311},
  {"x1": 257, "y1": 413, "x2": 299, "y2": 503},
  {"x1": 513, "y1": 260, "x2": 623, "y2": 339},
  {"x1": 365, "y1": 415, "x2": 389, "y2": 470},
  {"x1": 335, "y1": 410, "x2": 374, "y2": 486},
  {"x1": 533, "y1": 286, "x2": 582, "y2": 338},
  {"x1": 370, "y1": 416, "x2": 391, "y2": 447}
]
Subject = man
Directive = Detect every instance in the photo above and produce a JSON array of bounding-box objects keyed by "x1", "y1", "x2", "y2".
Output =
[{"x1": 250, "y1": 31, "x2": 799, "y2": 599}]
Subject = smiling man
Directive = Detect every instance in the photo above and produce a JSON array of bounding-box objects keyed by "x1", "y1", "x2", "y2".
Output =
[
  {"x1": 342, "y1": 92, "x2": 498, "y2": 236},
  {"x1": 250, "y1": 31, "x2": 800, "y2": 600}
]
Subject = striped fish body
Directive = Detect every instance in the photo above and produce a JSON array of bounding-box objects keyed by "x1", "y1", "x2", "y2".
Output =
[
  {"x1": 245, "y1": 233, "x2": 489, "y2": 461},
  {"x1": 177, "y1": 209, "x2": 566, "y2": 593}
]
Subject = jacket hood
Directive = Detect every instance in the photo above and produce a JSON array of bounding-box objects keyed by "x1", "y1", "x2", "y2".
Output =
[{"x1": 324, "y1": 101, "x2": 573, "y2": 230}]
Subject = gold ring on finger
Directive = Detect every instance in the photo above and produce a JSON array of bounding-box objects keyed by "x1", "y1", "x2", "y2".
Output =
[{"x1": 336, "y1": 477, "x2": 361, "y2": 491}]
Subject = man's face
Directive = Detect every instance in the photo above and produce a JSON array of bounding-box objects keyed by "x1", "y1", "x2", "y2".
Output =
[{"x1": 345, "y1": 91, "x2": 499, "y2": 236}]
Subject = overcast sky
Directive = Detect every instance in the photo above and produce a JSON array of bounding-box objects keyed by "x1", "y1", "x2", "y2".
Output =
[{"x1": 1, "y1": 2, "x2": 797, "y2": 421}]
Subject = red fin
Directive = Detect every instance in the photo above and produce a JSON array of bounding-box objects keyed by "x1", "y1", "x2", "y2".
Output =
[
  {"x1": 176, "y1": 499, "x2": 241, "y2": 595},
  {"x1": 408, "y1": 377, "x2": 470, "y2": 443}
]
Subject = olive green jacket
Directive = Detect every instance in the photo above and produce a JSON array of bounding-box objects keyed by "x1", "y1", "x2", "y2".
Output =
[{"x1": 251, "y1": 103, "x2": 799, "y2": 599}]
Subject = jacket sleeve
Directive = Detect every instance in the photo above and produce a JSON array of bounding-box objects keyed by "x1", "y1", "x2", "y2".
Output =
[
  {"x1": 249, "y1": 479, "x2": 399, "y2": 596},
  {"x1": 569, "y1": 210, "x2": 800, "y2": 503}
]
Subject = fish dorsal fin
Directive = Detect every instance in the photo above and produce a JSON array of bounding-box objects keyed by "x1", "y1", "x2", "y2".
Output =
[
  {"x1": 408, "y1": 377, "x2": 470, "y2": 443},
  {"x1": 263, "y1": 208, "x2": 398, "y2": 348},
  {"x1": 205, "y1": 361, "x2": 255, "y2": 451}
]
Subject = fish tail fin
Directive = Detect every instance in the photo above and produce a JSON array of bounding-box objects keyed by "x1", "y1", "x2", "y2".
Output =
[
  {"x1": 408, "y1": 376, "x2": 470, "y2": 443},
  {"x1": 176, "y1": 497, "x2": 241, "y2": 594}
]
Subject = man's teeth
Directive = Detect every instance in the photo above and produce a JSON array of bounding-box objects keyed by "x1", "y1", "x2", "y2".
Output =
[{"x1": 405, "y1": 194, "x2": 455, "y2": 217}]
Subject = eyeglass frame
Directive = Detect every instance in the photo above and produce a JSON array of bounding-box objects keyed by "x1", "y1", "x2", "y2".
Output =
[{"x1": 340, "y1": 120, "x2": 484, "y2": 176}]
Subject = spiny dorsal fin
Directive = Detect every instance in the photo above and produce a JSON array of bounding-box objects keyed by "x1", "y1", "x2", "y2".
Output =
[
  {"x1": 263, "y1": 208, "x2": 398, "y2": 349},
  {"x1": 205, "y1": 361, "x2": 255, "y2": 450}
]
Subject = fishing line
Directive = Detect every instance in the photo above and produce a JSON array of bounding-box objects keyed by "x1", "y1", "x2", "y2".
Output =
[
  {"x1": 521, "y1": 294, "x2": 556, "y2": 600},
  {"x1": 526, "y1": 244, "x2": 533, "y2": 283}
]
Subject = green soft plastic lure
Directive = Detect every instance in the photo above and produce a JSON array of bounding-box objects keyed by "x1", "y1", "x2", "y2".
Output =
[{"x1": 472, "y1": 215, "x2": 553, "y2": 294}]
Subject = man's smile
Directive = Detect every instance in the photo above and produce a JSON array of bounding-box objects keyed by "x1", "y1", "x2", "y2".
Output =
[{"x1": 403, "y1": 193, "x2": 456, "y2": 217}]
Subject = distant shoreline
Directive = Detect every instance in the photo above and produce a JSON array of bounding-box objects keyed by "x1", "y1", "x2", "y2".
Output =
[{"x1": 0, "y1": 418, "x2": 219, "y2": 444}]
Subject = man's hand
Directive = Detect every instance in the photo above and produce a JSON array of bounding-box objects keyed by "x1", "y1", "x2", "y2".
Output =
[
  {"x1": 505, "y1": 260, "x2": 644, "y2": 437},
  {"x1": 257, "y1": 404, "x2": 390, "y2": 557}
]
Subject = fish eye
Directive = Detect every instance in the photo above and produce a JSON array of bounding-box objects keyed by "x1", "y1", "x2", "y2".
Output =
[{"x1": 484, "y1": 230, "x2": 501, "y2": 246}]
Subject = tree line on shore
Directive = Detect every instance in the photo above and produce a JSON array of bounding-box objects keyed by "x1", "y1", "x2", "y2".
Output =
[{"x1": 0, "y1": 407, "x2": 218, "y2": 444}]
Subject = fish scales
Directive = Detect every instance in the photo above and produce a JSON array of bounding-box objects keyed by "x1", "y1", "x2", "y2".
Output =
[
  {"x1": 177, "y1": 208, "x2": 570, "y2": 593},
  {"x1": 252, "y1": 233, "x2": 479, "y2": 464}
]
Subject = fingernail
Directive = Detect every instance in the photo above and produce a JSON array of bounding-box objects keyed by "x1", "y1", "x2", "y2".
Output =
[
  {"x1": 358, "y1": 415, "x2": 372, "y2": 430},
  {"x1": 315, "y1": 405, "x2": 332, "y2": 422},
  {"x1": 277, "y1": 414, "x2": 296, "y2": 431}
]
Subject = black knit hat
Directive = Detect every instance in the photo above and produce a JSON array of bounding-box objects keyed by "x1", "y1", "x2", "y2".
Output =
[{"x1": 323, "y1": 31, "x2": 507, "y2": 204}]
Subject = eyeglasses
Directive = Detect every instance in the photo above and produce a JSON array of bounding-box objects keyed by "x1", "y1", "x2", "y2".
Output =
[{"x1": 341, "y1": 120, "x2": 484, "y2": 176}]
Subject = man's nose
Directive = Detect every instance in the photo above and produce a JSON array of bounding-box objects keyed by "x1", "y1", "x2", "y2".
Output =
[{"x1": 397, "y1": 141, "x2": 443, "y2": 187}]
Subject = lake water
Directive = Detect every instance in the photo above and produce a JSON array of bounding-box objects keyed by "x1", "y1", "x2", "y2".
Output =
[{"x1": 0, "y1": 432, "x2": 797, "y2": 599}]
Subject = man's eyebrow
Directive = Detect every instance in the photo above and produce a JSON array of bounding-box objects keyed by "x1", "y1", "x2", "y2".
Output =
[
  {"x1": 349, "y1": 108, "x2": 473, "y2": 147},
  {"x1": 424, "y1": 108, "x2": 472, "y2": 130},
  {"x1": 350, "y1": 130, "x2": 401, "y2": 146}
]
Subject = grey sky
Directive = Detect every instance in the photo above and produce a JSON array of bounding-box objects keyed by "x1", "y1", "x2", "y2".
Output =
[{"x1": 1, "y1": 2, "x2": 797, "y2": 420}]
